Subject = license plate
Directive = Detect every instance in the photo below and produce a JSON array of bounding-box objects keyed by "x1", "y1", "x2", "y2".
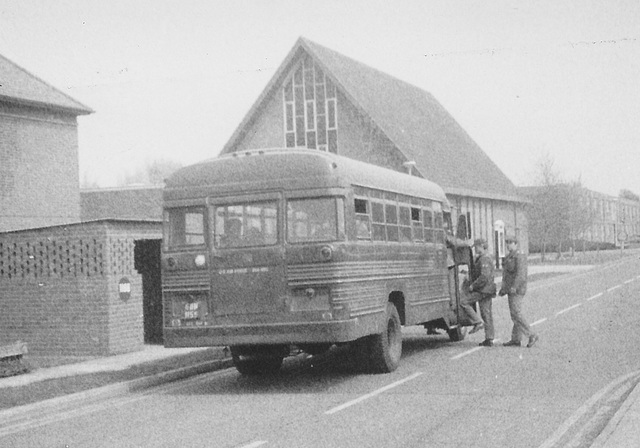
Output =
[{"x1": 184, "y1": 302, "x2": 201, "y2": 319}]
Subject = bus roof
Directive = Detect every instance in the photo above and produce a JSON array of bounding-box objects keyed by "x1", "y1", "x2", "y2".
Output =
[{"x1": 164, "y1": 149, "x2": 449, "y2": 206}]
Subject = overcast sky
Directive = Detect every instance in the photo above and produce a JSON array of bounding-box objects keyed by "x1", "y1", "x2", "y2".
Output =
[{"x1": 1, "y1": 0, "x2": 638, "y2": 196}]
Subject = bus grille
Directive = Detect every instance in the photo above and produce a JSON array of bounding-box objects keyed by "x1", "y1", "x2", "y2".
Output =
[{"x1": 162, "y1": 270, "x2": 210, "y2": 292}]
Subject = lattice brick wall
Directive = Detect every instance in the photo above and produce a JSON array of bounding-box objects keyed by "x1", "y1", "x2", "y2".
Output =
[
  {"x1": 0, "y1": 238, "x2": 106, "y2": 280},
  {"x1": 108, "y1": 237, "x2": 136, "y2": 276}
]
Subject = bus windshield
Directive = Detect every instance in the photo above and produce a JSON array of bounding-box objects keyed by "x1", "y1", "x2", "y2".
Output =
[
  {"x1": 166, "y1": 207, "x2": 205, "y2": 247},
  {"x1": 287, "y1": 197, "x2": 344, "y2": 243},
  {"x1": 214, "y1": 201, "x2": 278, "y2": 248}
]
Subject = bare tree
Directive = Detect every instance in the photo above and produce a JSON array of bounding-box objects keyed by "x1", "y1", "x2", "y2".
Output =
[
  {"x1": 619, "y1": 189, "x2": 640, "y2": 202},
  {"x1": 565, "y1": 179, "x2": 596, "y2": 256},
  {"x1": 80, "y1": 171, "x2": 101, "y2": 189},
  {"x1": 120, "y1": 159, "x2": 183, "y2": 186},
  {"x1": 526, "y1": 154, "x2": 595, "y2": 260}
]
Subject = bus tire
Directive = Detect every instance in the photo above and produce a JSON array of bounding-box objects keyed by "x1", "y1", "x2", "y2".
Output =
[
  {"x1": 447, "y1": 325, "x2": 466, "y2": 342},
  {"x1": 230, "y1": 346, "x2": 284, "y2": 375},
  {"x1": 368, "y1": 302, "x2": 402, "y2": 373}
]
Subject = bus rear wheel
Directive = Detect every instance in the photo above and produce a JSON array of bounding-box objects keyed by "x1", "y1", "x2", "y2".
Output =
[
  {"x1": 230, "y1": 345, "x2": 285, "y2": 375},
  {"x1": 368, "y1": 302, "x2": 402, "y2": 373}
]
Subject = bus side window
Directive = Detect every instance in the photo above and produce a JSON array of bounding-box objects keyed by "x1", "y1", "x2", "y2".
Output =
[
  {"x1": 371, "y1": 202, "x2": 386, "y2": 241},
  {"x1": 423, "y1": 208, "x2": 434, "y2": 242},
  {"x1": 433, "y1": 202, "x2": 445, "y2": 244},
  {"x1": 354, "y1": 198, "x2": 371, "y2": 240},
  {"x1": 399, "y1": 206, "x2": 412, "y2": 242},
  {"x1": 411, "y1": 207, "x2": 423, "y2": 241},
  {"x1": 385, "y1": 203, "x2": 399, "y2": 242}
]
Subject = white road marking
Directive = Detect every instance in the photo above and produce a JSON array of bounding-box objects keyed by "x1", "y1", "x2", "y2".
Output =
[
  {"x1": 624, "y1": 278, "x2": 634, "y2": 284},
  {"x1": 586, "y1": 292, "x2": 604, "y2": 301},
  {"x1": 555, "y1": 303, "x2": 582, "y2": 316},
  {"x1": 450, "y1": 339, "x2": 502, "y2": 360},
  {"x1": 239, "y1": 442, "x2": 267, "y2": 448},
  {"x1": 325, "y1": 372, "x2": 423, "y2": 415},
  {"x1": 450, "y1": 347, "x2": 483, "y2": 360},
  {"x1": 607, "y1": 285, "x2": 622, "y2": 293},
  {"x1": 531, "y1": 318, "x2": 547, "y2": 326}
]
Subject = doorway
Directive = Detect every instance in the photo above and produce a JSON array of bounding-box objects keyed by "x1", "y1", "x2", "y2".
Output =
[{"x1": 134, "y1": 239, "x2": 163, "y2": 344}]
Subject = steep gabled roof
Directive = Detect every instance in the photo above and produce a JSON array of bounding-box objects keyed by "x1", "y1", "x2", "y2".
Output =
[
  {"x1": 0, "y1": 54, "x2": 93, "y2": 115},
  {"x1": 223, "y1": 37, "x2": 521, "y2": 202}
]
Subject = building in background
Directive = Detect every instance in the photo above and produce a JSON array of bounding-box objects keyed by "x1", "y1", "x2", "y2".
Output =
[
  {"x1": 519, "y1": 185, "x2": 640, "y2": 250},
  {"x1": 0, "y1": 54, "x2": 163, "y2": 356},
  {"x1": 0, "y1": 54, "x2": 93, "y2": 232},
  {"x1": 220, "y1": 37, "x2": 528, "y2": 257}
]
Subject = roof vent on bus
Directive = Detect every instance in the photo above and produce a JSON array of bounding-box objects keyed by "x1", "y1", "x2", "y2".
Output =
[{"x1": 403, "y1": 161, "x2": 417, "y2": 175}]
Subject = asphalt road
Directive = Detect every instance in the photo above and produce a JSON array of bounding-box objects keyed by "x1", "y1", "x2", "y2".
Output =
[{"x1": 3, "y1": 257, "x2": 640, "y2": 448}]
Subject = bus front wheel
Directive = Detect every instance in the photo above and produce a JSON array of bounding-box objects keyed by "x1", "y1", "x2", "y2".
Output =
[
  {"x1": 368, "y1": 302, "x2": 402, "y2": 373},
  {"x1": 230, "y1": 345, "x2": 285, "y2": 375}
]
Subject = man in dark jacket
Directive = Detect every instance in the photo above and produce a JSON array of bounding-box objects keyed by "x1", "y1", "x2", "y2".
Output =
[
  {"x1": 466, "y1": 238, "x2": 497, "y2": 346},
  {"x1": 500, "y1": 236, "x2": 539, "y2": 348}
]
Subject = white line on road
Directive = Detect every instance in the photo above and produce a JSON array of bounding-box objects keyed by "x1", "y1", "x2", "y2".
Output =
[
  {"x1": 531, "y1": 318, "x2": 548, "y2": 326},
  {"x1": 238, "y1": 442, "x2": 268, "y2": 448},
  {"x1": 586, "y1": 292, "x2": 604, "y2": 301},
  {"x1": 325, "y1": 372, "x2": 423, "y2": 415},
  {"x1": 450, "y1": 339, "x2": 502, "y2": 360},
  {"x1": 555, "y1": 303, "x2": 582, "y2": 317},
  {"x1": 607, "y1": 285, "x2": 622, "y2": 293},
  {"x1": 450, "y1": 347, "x2": 483, "y2": 360},
  {"x1": 624, "y1": 278, "x2": 634, "y2": 284}
]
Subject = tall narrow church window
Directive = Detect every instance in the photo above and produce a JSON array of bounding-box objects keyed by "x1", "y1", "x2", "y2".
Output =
[{"x1": 282, "y1": 55, "x2": 337, "y2": 152}]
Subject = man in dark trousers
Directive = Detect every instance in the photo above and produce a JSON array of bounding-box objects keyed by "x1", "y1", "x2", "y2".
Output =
[
  {"x1": 500, "y1": 236, "x2": 539, "y2": 348},
  {"x1": 466, "y1": 238, "x2": 497, "y2": 347}
]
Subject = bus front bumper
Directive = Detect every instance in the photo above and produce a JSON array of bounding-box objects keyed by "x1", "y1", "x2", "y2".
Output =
[{"x1": 163, "y1": 316, "x2": 379, "y2": 348}]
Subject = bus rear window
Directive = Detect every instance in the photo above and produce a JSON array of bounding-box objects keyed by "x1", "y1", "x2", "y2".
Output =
[
  {"x1": 166, "y1": 208, "x2": 205, "y2": 247},
  {"x1": 287, "y1": 198, "x2": 344, "y2": 243},
  {"x1": 214, "y1": 201, "x2": 278, "y2": 248}
]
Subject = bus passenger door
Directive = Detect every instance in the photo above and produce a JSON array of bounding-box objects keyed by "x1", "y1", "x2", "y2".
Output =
[{"x1": 450, "y1": 245, "x2": 476, "y2": 327}]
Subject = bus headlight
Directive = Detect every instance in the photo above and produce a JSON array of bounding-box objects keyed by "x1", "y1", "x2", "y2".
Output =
[
  {"x1": 194, "y1": 254, "x2": 206, "y2": 267},
  {"x1": 320, "y1": 245, "x2": 333, "y2": 261}
]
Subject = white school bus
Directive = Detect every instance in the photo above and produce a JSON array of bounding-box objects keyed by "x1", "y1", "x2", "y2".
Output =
[{"x1": 162, "y1": 149, "x2": 472, "y2": 374}]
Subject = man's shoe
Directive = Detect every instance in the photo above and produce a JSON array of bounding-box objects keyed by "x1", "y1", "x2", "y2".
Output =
[
  {"x1": 503, "y1": 340, "x2": 521, "y2": 347},
  {"x1": 479, "y1": 339, "x2": 494, "y2": 347},
  {"x1": 469, "y1": 323, "x2": 484, "y2": 334},
  {"x1": 527, "y1": 334, "x2": 539, "y2": 348}
]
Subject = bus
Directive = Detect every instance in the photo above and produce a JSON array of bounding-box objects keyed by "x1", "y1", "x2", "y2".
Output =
[{"x1": 161, "y1": 149, "x2": 473, "y2": 374}]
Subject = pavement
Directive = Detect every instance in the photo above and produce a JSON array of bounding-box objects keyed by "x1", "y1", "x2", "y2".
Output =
[{"x1": 0, "y1": 261, "x2": 638, "y2": 447}]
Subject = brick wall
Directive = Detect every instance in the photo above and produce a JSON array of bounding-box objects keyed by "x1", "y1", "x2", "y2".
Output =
[
  {"x1": 0, "y1": 220, "x2": 161, "y2": 356},
  {"x1": 0, "y1": 103, "x2": 81, "y2": 232}
]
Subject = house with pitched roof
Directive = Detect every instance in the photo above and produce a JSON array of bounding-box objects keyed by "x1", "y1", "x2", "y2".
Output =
[
  {"x1": 220, "y1": 37, "x2": 528, "y2": 255},
  {"x1": 0, "y1": 54, "x2": 93, "y2": 232}
]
